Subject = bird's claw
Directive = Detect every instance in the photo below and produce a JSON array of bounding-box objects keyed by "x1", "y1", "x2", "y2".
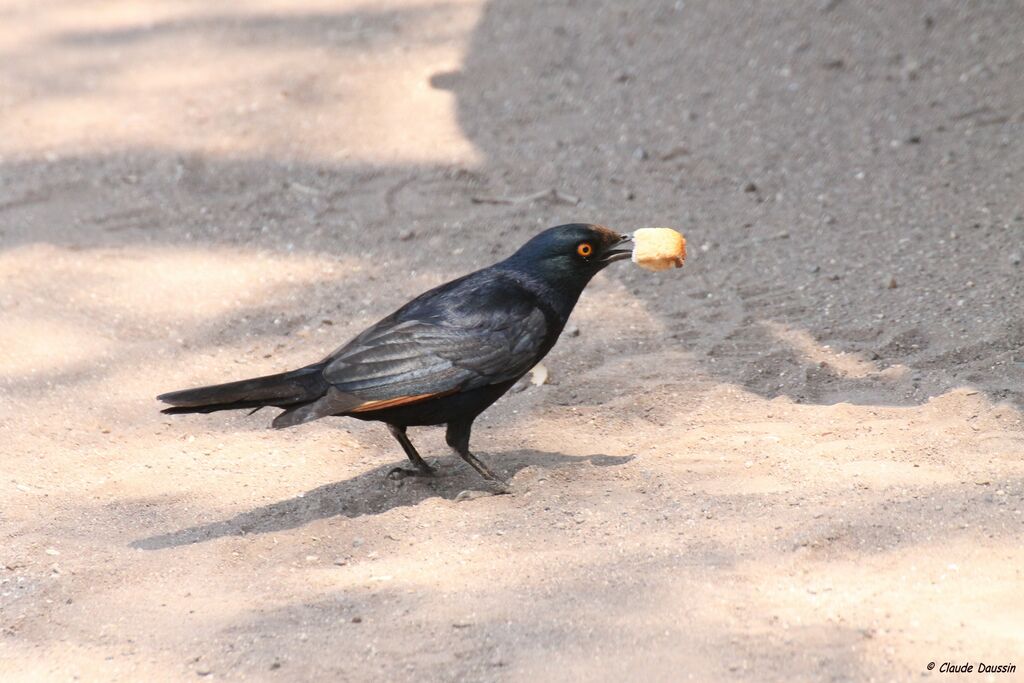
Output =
[
  {"x1": 455, "y1": 489, "x2": 495, "y2": 502},
  {"x1": 387, "y1": 466, "x2": 434, "y2": 481},
  {"x1": 454, "y1": 481, "x2": 511, "y2": 501}
]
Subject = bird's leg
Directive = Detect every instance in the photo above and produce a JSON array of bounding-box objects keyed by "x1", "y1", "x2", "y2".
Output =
[
  {"x1": 386, "y1": 424, "x2": 435, "y2": 480},
  {"x1": 445, "y1": 421, "x2": 510, "y2": 493}
]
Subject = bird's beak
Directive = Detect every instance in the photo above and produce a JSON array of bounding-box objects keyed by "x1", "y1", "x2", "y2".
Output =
[{"x1": 600, "y1": 233, "x2": 633, "y2": 263}]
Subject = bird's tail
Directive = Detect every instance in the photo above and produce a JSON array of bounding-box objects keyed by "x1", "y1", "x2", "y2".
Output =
[{"x1": 157, "y1": 365, "x2": 328, "y2": 416}]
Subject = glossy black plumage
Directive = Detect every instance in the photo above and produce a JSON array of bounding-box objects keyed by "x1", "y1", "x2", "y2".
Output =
[{"x1": 158, "y1": 223, "x2": 632, "y2": 488}]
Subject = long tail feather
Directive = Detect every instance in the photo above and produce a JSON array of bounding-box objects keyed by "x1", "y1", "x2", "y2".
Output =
[{"x1": 157, "y1": 365, "x2": 328, "y2": 416}]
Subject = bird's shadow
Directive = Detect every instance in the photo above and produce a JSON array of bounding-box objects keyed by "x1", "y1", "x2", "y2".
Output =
[{"x1": 130, "y1": 450, "x2": 632, "y2": 550}]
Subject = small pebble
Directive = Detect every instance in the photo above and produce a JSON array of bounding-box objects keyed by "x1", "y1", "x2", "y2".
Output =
[
  {"x1": 743, "y1": 181, "x2": 758, "y2": 193},
  {"x1": 1010, "y1": 254, "x2": 1021, "y2": 266},
  {"x1": 887, "y1": 276, "x2": 898, "y2": 289},
  {"x1": 398, "y1": 229, "x2": 415, "y2": 241},
  {"x1": 632, "y1": 147, "x2": 648, "y2": 161},
  {"x1": 529, "y1": 363, "x2": 548, "y2": 386}
]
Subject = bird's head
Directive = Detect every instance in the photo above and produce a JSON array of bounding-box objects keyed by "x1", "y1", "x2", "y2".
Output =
[{"x1": 501, "y1": 223, "x2": 632, "y2": 287}]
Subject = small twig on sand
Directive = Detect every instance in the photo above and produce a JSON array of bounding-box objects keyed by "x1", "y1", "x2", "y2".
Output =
[
  {"x1": 471, "y1": 188, "x2": 580, "y2": 206},
  {"x1": 950, "y1": 106, "x2": 1010, "y2": 126},
  {"x1": 951, "y1": 106, "x2": 995, "y2": 121}
]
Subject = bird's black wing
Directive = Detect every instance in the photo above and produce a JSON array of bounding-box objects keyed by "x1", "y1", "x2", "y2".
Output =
[
  {"x1": 324, "y1": 307, "x2": 548, "y2": 401},
  {"x1": 271, "y1": 272, "x2": 551, "y2": 427}
]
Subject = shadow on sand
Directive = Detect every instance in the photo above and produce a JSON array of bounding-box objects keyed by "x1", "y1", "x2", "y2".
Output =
[{"x1": 130, "y1": 450, "x2": 632, "y2": 550}]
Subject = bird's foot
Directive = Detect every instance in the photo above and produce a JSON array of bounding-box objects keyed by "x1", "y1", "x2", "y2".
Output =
[
  {"x1": 489, "y1": 479, "x2": 512, "y2": 495},
  {"x1": 454, "y1": 475, "x2": 511, "y2": 500},
  {"x1": 386, "y1": 465, "x2": 435, "y2": 481},
  {"x1": 454, "y1": 485, "x2": 510, "y2": 502}
]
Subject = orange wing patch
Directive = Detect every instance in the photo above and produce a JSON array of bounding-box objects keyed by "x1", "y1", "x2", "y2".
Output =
[{"x1": 348, "y1": 389, "x2": 456, "y2": 413}]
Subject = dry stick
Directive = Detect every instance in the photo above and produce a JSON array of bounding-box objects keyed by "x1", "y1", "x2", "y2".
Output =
[
  {"x1": 950, "y1": 106, "x2": 1010, "y2": 125},
  {"x1": 471, "y1": 188, "x2": 580, "y2": 206}
]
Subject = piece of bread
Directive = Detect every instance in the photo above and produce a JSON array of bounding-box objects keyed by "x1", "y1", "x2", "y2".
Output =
[{"x1": 632, "y1": 227, "x2": 686, "y2": 271}]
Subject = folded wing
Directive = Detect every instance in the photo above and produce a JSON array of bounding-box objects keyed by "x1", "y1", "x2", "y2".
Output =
[
  {"x1": 271, "y1": 296, "x2": 550, "y2": 428},
  {"x1": 325, "y1": 309, "x2": 549, "y2": 399}
]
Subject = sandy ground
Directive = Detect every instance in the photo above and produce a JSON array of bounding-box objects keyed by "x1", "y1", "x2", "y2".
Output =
[{"x1": 2, "y1": 0, "x2": 1023, "y2": 680}]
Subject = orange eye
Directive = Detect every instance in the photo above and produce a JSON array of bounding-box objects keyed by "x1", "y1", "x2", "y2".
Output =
[{"x1": 577, "y1": 242, "x2": 593, "y2": 257}]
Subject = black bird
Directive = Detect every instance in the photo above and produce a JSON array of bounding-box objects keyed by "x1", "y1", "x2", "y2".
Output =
[{"x1": 158, "y1": 224, "x2": 633, "y2": 490}]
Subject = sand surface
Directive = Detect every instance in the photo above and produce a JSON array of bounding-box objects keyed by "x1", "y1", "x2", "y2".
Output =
[{"x1": 2, "y1": 0, "x2": 1023, "y2": 680}]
